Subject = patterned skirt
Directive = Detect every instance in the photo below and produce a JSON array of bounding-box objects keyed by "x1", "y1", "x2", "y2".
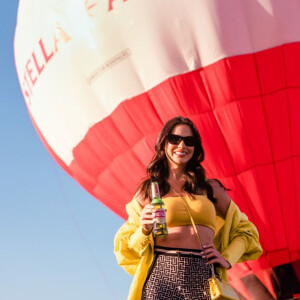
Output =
[{"x1": 142, "y1": 246, "x2": 216, "y2": 300}]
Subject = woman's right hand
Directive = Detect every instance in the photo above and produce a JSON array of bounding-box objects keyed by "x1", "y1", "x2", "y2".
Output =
[{"x1": 140, "y1": 204, "x2": 156, "y2": 235}]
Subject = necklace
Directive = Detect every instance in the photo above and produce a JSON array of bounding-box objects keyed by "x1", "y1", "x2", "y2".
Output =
[
  {"x1": 169, "y1": 186, "x2": 183, "y2": 197},
  {"x1": 170, "y1": 186, "x2": 188, "y2": 198}
]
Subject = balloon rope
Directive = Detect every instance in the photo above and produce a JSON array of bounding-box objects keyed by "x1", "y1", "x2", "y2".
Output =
[{"x1": 52, "y1": 163, "x2": 118, "y2": 299}]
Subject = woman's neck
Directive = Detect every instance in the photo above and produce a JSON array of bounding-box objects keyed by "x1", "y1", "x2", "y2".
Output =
[
  {"x1": 168, "y1": 166, "x2": 185, "y2": 180},
  {"x1": 168, "y1": 167, "x2": 186, "y2": 192}
]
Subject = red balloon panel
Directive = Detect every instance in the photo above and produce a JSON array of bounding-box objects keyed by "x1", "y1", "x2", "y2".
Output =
[
  {"x1": 214, "y1": 102, "x2": 254, "y2": 173},
  {"x1": 237, "y1": 168, "x2": 277, "y2": 250},
  {"x1": 226, "y1": 54, "x2": 261, "y2": 99},
  {"x1": 263, "y1": 91, "x2": 291, "y2": 161},
  {"x1": 195, "y1": 112, "x2": 236, "y2": 177},
  {"x1": 200, "y1": 60, "x2": 236, "y2": 108},
  {"x1": 285, "y1": 43, "x2": 300, "y2": 86},
  {"x1": 290, "y1": 90, "x2": 300, "y2": 154},
  {"x1": 148, "y1": 72, "x2": 212, "y2": 118},
  {"x1": 94, "y1": 136, "x2": 157, "y2": 215},
  {"x1": 118, "y1": 94, "x2": 164, "y2": 136},
  {"x1": 255, "y1": 164, "x2": 288, "y2": 250},
  {"x1": 237, "y1": 97, "x2": 273, "y2": 165},
  {"x1": 256, "y1": 46, "x2": 287, "y2": 94},
  {"x1": 275, "y1": 159, "x2": 299, "y2": 251}
]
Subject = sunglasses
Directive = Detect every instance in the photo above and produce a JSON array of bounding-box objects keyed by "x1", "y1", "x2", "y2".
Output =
[{"x1": 167, "y1": 133, "x2": 196, "y2": 147}]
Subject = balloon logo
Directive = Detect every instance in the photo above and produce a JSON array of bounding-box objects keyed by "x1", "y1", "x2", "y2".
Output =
[{"x1": 14, "y1": 0, "x2": 300, "y2": 298}]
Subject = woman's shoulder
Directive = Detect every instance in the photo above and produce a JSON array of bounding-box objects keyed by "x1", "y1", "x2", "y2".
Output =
[
  {"x1": 206, "y1": 178, "x2": 225, "y2": 190},
  {"x1": 133, "y1": 190, "x2": 150, "y2": 208},
  {"x1": 206, "y1": 178, "x2": 231, "y2": 218},
  {"x1": 206, "y1": 178, "x2": 228, "y2": 196},
  {"x1": 134, "y1": 178, "x2": 152, "y2": 207}
]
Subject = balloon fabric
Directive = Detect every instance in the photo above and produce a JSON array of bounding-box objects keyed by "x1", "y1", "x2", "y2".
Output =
[{"x1": 14, "y1": 0, "x2": 300, "y2": 298}]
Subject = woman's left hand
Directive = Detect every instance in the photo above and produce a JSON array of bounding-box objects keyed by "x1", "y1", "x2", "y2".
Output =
[{"x1": 200, "y1": 244, "x2": 231, "y2": 269}]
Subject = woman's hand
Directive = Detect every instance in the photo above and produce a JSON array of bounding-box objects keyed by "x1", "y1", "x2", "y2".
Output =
[
  {"x1": 140, "y1": 204, "x2": 156, "y2": 235},
  {"x1": 200, "y1": 243, "x2": 231, "y2": 269}
]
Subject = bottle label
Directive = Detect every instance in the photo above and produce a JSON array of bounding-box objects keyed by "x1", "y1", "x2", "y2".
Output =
[{"x1": 155, "y1": 208, "x2": 166, "y2": 223}]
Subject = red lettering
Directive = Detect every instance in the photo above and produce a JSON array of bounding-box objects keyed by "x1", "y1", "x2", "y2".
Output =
[
  {"x1": 53, "y1": 26, "x2": 71, "y2": 53},
  {"x1": 39, "y1": 38, "x2": 54, "y2": 63},
  {"x1": 26, "y1": 58, "x2": 37, "y2": 86},
  {"x1": 108, "y1": 0, "x2": 128, "y2": 11},
  {"x1": 85, "y1": 0, "x2": 98, "y2": 16},
  {"x1": 108, "y1": 0, "x2": 113, "y2": 11},
  {"x1": 22, "y1": 75, "x2": 32, "y2": 104},
  {"x1": 22, "y1": 88, "x2": 31, "y2": 104},
  {"x1": 32, "y1": 51, "x2": 44, "y2": 75},
  {"x1": 23, "y1": 74, "x2": 32, "y2": 94},
  {"x1": 53, "y1": 34, "x2": 61, "y2": 53},
  {"x1": 21, "y1": 27, "x2": 71, "y2": 104}
]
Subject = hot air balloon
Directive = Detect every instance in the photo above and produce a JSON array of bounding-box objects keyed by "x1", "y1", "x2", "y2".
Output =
[{"x1": 14, "y1": 0, "x2": 300, "y2": 298}]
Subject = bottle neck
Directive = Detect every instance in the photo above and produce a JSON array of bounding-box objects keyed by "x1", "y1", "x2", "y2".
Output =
[{"x1": 151, "y1": 197, "x2": 164, "y2": 205}]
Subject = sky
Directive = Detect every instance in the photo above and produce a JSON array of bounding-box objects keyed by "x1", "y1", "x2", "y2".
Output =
[{"x1": 0, "y1": 2, "x2": 132, "y2": 300}]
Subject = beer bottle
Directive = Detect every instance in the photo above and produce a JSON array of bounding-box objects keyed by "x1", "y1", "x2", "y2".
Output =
[{"x1": 151, "y1": 182, "x2": 168, "y2": 237}]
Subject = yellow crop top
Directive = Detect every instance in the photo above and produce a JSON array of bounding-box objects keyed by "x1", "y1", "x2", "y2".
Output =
[{"x1": 163, "y1": 195, "x2": 216, "y2": 231}]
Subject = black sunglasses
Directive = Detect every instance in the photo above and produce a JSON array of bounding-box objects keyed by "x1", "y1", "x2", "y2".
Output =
[{"x1": 167, "y1": 133, "x2": 196, "y2": 147}]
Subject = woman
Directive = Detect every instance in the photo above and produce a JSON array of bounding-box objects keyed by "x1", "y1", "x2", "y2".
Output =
[{"x1": 114, "y1": 116, "x2": 262, "y2": 300}]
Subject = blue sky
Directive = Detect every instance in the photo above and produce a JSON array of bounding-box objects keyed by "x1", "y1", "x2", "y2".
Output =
[{"x1": 0, "y1": 2, "x2": 131, "y2": 299}]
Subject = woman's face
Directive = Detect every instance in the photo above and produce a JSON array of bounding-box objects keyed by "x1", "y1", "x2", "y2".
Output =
[{"x1": 165, "y1": 124, "x2": 195, "y2": 167}]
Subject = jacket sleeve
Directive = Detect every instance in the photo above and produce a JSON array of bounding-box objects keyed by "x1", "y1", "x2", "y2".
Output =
[
  {"x1": 215, "y1": 201, "x2": 263, "y2": 268},
  {"x1": 114, "y1": 202, "x2": 154, "y2": 276}
]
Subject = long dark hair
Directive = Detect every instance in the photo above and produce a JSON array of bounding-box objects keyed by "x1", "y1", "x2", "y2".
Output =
[{"x1": 137, "y1": 116, "x2": 217, "y2": 203}]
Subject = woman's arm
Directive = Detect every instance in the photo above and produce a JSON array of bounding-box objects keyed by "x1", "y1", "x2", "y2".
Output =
[
  {"x1": 206, "y1": 179, "x2": 262, "y2": 269},
  {"x1": 114, "y1": 221, "x2": 154, "y2": 275},
  {"x1": 208, "y1": 180, "x2": 263, "y2": 268},
  {"x1": 200, "y1": 179, "x2": 231, "y2": 268},
  {"x1": 218, "y1": 203, "x2": 262, "y2": 267},
  {"x1": 114, "y1": 197, "x2": 154, "y2": 275}
]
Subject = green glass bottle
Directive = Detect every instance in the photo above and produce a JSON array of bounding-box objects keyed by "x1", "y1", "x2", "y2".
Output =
[{"x1": 151, "y1": 182, "x2": 168, "y2": 238}]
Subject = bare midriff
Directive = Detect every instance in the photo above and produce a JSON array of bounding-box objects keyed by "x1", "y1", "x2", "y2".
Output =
[{"x1": 154, "y1": 224, "x2": 214, "y2": 250}]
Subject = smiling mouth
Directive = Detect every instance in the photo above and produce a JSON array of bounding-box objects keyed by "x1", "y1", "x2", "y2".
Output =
[{"x1": 174, "y1": 151, "x2": 187, "y2": 156}]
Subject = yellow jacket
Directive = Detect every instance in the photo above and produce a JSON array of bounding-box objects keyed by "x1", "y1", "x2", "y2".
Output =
[{"x1": 114, "y1": 198, "x2": 262, "y2": 300}]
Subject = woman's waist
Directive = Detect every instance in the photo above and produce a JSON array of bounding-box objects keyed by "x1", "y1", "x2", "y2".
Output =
[
  {"x1": 163, "y1": 224, "x2": 215, "y2": 236},
  {"x1": 167, "y1": 220, "x2": 216, "y2": 232},
  {"x1": 154, "y1": 224, "x2": 214, "y2": 249},
  {"x1": 154, "y1": 245, "x2": 203, "y2": 256}
]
